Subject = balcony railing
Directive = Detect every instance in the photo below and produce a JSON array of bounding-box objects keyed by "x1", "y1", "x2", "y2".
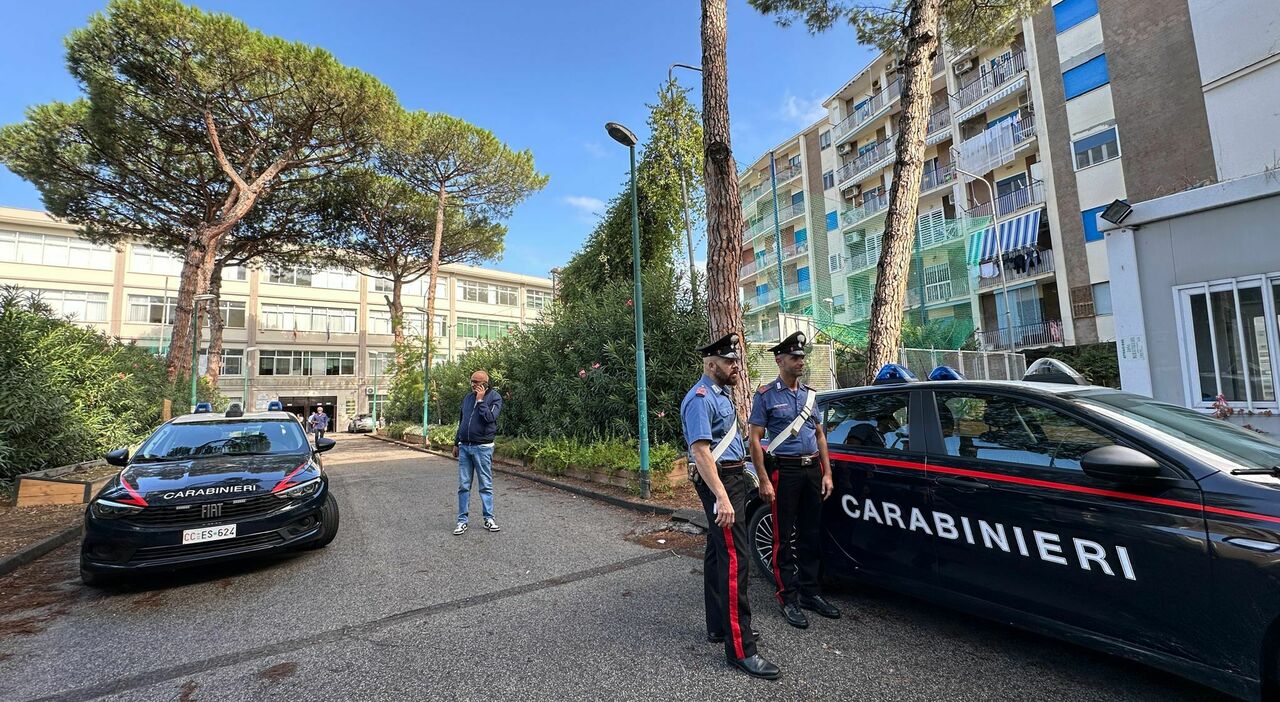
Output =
[
  {"x1": 920, "y1": 163, "x2": 956, "y2": 193},
  {"x1": 956, "y1": 51, "x2": 1028, "y2": 109},
  {"x1": 955, "y1": 115, "x2": 1036, "y2": 176},
  {"x1": 740, "y1": 181, "x2": 770, "y2": 207},
  {"x1": 926, "y1": 105, "x2": 951, "y2": 140},
  {"x1": 746, "y1": 325, "x2": 782, "y2": 343},
  {"x1": 743, "y1": 201, "x2": 806, "y2": 242},
  {"x1": 979, "y1": 319, "x2": 1064, "y2": 350},
  {"x1": 781, "y1": 240, "x2": 809, "y2": 260},
  {"x1": 966, "y1": 179, "x2": 1046, "y2": 220},
  {"x1": 840, "y1": 192, "x2": 891, "y2": 229},
  {"x1": 837, "y1": 138, "x2": 895, "y2": 186},
  {"x1": 978, "y1": 248, "x2": 1055, "y2": 289},
  {"x1": 832, "y1": 79, "x2": 901, "y2": 141},
  {"x1": 907, "y1": 275, "x2": 971, "y2": 307}
]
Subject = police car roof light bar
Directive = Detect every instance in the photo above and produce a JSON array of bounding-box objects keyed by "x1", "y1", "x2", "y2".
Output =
[
  {"x1": 193, "y1": 402, "x2": 213, "y2": 413},
  {"x1": 927, "y1": 365, "x2": 966, "y2": 381},
  {"x1": 267, "y1": 400, "x2": 284, "y2": 411},
  {"x1": 1022, "y1": 358, "x2": 1089, "y2": 386},
  {"x1": 225, "y1": 403, "x2": 244, "y2": 418},
  {"x1": 873, "y1": 363, "x2": 919, "y2": 385}
]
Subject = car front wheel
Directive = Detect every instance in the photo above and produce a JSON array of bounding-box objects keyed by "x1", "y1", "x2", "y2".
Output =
[
  {"x1": 302, "y1": 492, "x2": 340, "y2": 550},
  {"x1": 747, "y1": 503, "x2": 775, "y2": 579}
]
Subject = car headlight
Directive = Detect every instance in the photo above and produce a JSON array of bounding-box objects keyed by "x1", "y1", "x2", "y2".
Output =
[
  {"x1": 91, "y1": 499, "x2": 144, "y2": 519},
  {"x1": 274, "y1": 477, "x2": 322, "y2": 499}
]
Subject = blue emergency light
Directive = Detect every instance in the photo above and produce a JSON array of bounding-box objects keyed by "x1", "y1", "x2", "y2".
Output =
[
  {"x1": 873, "y1": 363, "x2": 918, "y2": 385},
  {"x1": 193, "y1": 402, "x2": 213, "y2": 413},
  {"x1": 267, "y1": 400, "x2": 284, "y2": 411},
  {"x1": 927, "y1": 365, "x2": 966, "y2": 381}
]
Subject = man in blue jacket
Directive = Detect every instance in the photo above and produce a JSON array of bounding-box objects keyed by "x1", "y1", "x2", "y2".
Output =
[{"x1": 452, "y1": 370, "x2": 503, "y2": 535}]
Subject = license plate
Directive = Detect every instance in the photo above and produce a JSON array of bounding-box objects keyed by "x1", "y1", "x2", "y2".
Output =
[{"x1": 182, "y1": 524, "x2": 237, "y2": 545}]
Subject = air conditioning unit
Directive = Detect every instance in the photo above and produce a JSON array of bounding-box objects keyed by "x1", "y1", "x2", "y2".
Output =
[
  {"x1": 837, "y1": 142, "x2": 853, "y2": 155},
  {"x1": 887, "y1": 59, "x2": 903, "y2": 73},
  {"x1": 364, "y1": 386, "x2": 375, "y2": 396},
  {"x1": 954, "y1": 57, "x2": 977, "y2": 75}
]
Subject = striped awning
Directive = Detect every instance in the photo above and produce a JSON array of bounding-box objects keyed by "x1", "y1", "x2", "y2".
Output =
[
  {"x1": 955, "y1": 75, "x2": 1028, "y2": 123},
  {"x1": 978, "y1": 209, "x2": 1042, "y2": 261}
]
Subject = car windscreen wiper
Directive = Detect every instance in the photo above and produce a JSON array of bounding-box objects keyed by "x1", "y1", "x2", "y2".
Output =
[{"x1": 1229, "y1": 465, "x2": 1280, "y2": 476}]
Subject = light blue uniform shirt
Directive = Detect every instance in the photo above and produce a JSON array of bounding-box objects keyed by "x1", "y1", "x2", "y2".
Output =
[
  {"x1": 679, "y1": 375, "x2": 745, "y2": 462},
  {"x1": 748, "y1": 377, "x2": 819, "y2": 456}
]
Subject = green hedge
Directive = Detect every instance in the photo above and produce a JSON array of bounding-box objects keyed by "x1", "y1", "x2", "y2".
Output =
[{"x1": 0, "y1": 287, "x2": 219, "y2": 482}]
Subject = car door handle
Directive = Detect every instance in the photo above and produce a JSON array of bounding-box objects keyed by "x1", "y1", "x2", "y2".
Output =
[
  {"x1": 936, "y1": 476, "x2": 990, "y2": 491},
  {"x1": 1225, "y1": 537, "x2": 1280, "y2": 553}
]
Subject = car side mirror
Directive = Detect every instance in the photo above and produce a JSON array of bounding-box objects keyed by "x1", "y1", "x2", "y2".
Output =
[
  {"x1": 105, "y1": 448, "x2": 130, "y2": 467},
  {"x1": 313, "y1": 437, "x2": 336, "y2": 454},
  {"x1": 1082, "y1": 445, "x2": 1161, "y2": 482}
]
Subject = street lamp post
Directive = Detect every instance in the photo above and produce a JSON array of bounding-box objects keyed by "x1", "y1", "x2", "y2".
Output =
[
  {"x1": 822, "y1": 298, "x2": 840, "y2": 389},
  {"x1": 952, "y1": 156, "x2": 1017, "y2": 353},
  {"x1": 371, "y1": 352, "x2": 381, "y2": 432},
  {"x1": 416, "y1": 300, "x2": 430, "y2": 448},
  {"x1": 606, "y1": 121, "x2": 652, "y2": 499},
  {"x1": 190, "y1": 293, "x2": 216, "y2": 412},
  {"x1": 243, "y1": 346, "x2": 257, "y2": 410},
  {"x1": 668, "y1": 63, "x2": 702, "y2": 308}
]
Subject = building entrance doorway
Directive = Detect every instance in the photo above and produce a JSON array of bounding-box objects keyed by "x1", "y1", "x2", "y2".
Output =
[{"x1": 279, "y1": 396, "x2": 338, "y2": 427}]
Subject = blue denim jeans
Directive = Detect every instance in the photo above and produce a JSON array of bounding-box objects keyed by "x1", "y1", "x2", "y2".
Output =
[{"x1": 457, "y1": 443, "x2": 495, "y2": 523}]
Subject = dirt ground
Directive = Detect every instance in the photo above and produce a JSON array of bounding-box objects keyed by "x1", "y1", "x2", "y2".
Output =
[{"x1": 0, "y1": 505, "x2": 82, "y2": 561}]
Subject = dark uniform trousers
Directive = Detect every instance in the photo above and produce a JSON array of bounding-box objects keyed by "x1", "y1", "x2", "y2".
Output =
[
  {"x1": 767, "y1": 457, "x2": 823, "y2": 605},
  {"x1": 694, "y1": 469, "x2": 757, "y2": 661}
]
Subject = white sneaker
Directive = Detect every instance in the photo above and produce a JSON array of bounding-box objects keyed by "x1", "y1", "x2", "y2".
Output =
[
  {"x1": 452, "y1": 521, "x2": 468, "y2": 535},
  {"x1": 483, "y1": 518, "x2": 501, "y2": 532}
]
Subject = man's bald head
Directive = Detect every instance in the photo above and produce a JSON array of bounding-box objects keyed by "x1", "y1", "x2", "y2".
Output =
[{"x1": 470, "y1": 370, "x2": 490, "y2": 385}]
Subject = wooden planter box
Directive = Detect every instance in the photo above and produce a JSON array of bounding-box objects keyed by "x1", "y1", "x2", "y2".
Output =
[{"x1": 15, "y1": 459, "x2": 117, "y2": 507}]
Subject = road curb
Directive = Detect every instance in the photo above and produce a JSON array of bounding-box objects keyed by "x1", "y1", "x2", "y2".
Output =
[
  {"x1": 363, "y1": 434, "x2": 677, "y2": 517},
  {"x1": 0, "y1": 523, "x2": 82, "y2": 578}
]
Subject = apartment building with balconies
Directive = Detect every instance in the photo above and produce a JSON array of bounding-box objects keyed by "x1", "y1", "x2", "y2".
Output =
[{"x1": 0, "y1": 206, "x2": 553, "y2": 427}]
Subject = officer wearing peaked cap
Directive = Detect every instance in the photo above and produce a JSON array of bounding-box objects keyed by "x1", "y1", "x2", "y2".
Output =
[
  {"x1": 680, "y1": 332, "x2": 780, "y2": 680},
  {"x1": 748, "y1": 331, "x2": 842, "y2": 630}
]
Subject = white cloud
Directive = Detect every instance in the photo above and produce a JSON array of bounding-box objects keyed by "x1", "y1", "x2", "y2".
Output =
[
  {"x1": 563, "y1": 195, "x2": 606, "y2": 215},
  {"x1": 781, "y1": 93, "x2": 828, "y2": 127}
]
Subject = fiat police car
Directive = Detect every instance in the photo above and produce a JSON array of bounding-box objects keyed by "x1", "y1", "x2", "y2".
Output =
[
  {"x1": 80, "y1": 401, "x2": 339, "y2": 586},
  {"x1": 746, "y1": 359, "x2": 1280, "y2": 700}
]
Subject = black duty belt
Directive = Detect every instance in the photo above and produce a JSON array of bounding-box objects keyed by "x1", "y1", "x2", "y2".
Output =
[
  {"x1": 771, "y1": 454, "x2": 819, "y2": 467},
  {"x1": 716, "y1": 461, "x2": 746, "y2": 474}
]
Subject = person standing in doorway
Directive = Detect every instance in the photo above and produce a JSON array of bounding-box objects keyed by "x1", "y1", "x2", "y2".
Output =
[
  {"x1": 308, "y1": 407, "x2": 329, "y2": 443},
  {"x1": 452, "y1": 371, "x2": 502, "y2": 535}
]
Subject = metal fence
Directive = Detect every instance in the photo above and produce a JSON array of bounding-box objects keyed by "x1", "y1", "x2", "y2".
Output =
[{"x1": 897, "y1": 347, "x2": 1027, "y2": 381}]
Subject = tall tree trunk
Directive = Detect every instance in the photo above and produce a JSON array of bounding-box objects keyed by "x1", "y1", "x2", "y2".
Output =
[
  {"x1": 425, "y1": 186, "x2": 449, "y2": 362},
  {"x1": 861, "y1": 0, "x2": 942, "y2": 385},
  {"x1": 701, "y1": 0, "x2": 750, "y2": 417},
  {"x1": 167, "y1": 236, "x2": 208, "y2": 381},
  {"x1": 389, "y1": 276, "x2": 406, "y2": 365},
  {"x1": 204, "y1": 264, "x2": 225, "y2": 383}
]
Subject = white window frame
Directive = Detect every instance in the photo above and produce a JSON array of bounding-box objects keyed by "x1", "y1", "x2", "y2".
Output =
[
  {"x1": 1071, "y1": 126, "x2": 1122, "y2": 171},
  {"x1": 1173, "y1": 274, "x2": 1280, "y2": 411},
  {"x1": 24, "y1": 288, "x2": 109, "y2": 322},
  {"x1": 129, "y1": 246, "x2": 184, "y2": 275}
]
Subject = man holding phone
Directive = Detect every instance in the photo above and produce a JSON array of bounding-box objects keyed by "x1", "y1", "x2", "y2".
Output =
[{"x1": 452, "y1": 370, "x2": 503, "y2": 535}]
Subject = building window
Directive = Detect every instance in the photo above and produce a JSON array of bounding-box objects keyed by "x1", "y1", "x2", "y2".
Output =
[
  {"x1": 831, "y1": 294, "x2": 846, "y2": 313},
  {"x1": 258, "y1": 350, "x2": 357, "y2": 376},
  {"x1": 260, "y1": 304, "x2": 357, "y2": 334},
  {"x1": 223, "y1": 265, "x2": 248, "y2": 281},
  {"x1": 1081, "y1": 205, "x2": 1109, "y2": 243},
  {"x1": 456, "y1": 316, "x2": 513, "y2": 340},
  {"x1": 459, "y1": 279, "x2": 488, "y2": 303},
  {"x1": 788, "y1": 154, "x2": 801, "y2": 170},
  {"x1": 1073, "y1": 127, "x2": 1121, "y2": 170},
  {"x1": 1054, "y1": 0, "x2": 1099, "y2": 33},
  {"x1": 368, "y1": 351, "x2": 395, "y2": 377},
  {"x1": 0, "y1": 231, "x2": 114, "y2": 269},
  {"x1": 128, "y1": 295, "x2": 176, "y2": 325},
  {"x1": 828, "y1": 254, "x2": 843, "y2": 273},
  {"x1": 1177, "y1": 279, "x2": 1279, "y2": 406},
  {"x1": 822, "y1": 170, "x2": 835, "y2": 189},
  {"x1": 129, "y1": 246, "x2": 183, "y2": 275},
  {"x1": 200, "y1": 348, "x2": 244, "y2": 376},
  {"x1": 267, "y1": 267, "x2": 356, "y2": 290},
  {"x1": 526, "y1": 289, "x2": 552, "y2": 309},
  {"x1": 495, "y1": 285, "x2": 519, "y2": 307},
  {"x1": 819, "y1": 130, "x2": 832, "y2": 150},
  {"x1": 1091, "y1": 282, "x2": 1112, "y2": 316},
  {"x1": 371, "y1": 276, "x2": 448, "y2": 300},
  {"x1": 22, "y1": 288, "x2": 109, "y2": 322},
  {"x1": 219, "y1": 300, "x2": 246, "y2": 329},
  {"x1": 1062, "y1": 54, "x2": 1109, "y2": 100}
]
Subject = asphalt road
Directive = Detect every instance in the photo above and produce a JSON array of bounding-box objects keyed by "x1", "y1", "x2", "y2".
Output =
[{"x1": 0, "y1": 435, "x2": 1233, "y2": 701}]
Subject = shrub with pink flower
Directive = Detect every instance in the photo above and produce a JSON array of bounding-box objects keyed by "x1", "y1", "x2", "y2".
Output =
[{"x1": 578, "y1": 369, "x2": 587, "y2": 379}]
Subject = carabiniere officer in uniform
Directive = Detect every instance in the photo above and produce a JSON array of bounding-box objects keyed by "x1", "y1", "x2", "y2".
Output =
[
  {"x1": 748, "y1": 331, "x2": 842, "y2": 629},
  {"x1": 680, "y1": 333, "x2": 781, "y2": 680}
]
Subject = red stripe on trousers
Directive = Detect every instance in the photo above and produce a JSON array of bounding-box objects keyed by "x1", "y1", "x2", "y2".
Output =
[
  {"x1": 769, "y1": 469, "x2": 784, "y2": 605},
  {"x1": 724, "y1": 525, "x2": 746, "y2": 660}
]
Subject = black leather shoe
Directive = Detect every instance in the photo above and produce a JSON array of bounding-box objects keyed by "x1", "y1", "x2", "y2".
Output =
[
  {"x1": 799, "y1": 595, "x2": 841, "y2": 619},
  {"x1": 781, "y1": 602, "x2": 809, "y2": 629},
  {"x1": 707, "y1": 629, "x2": 761, "y2": 644},
  {"x1": 728, "y1": 654, "x2": 780, "y2": 680}
]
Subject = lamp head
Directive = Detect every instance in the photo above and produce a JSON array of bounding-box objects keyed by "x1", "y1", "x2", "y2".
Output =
[
  {"x1": 605, "y1": 122, "x2": 638, "y2": 148},
  {"x1": 1100, "y1": 198, "x2": 1133, "y2": 225}
]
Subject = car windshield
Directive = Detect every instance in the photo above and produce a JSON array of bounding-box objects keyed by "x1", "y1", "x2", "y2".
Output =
[
  {"x1": 1069, "y1": 389, "x2": 1280, "y2": 470},
  {"x1": 137, "y1": 420, "x2": 309, "y2": 461}
]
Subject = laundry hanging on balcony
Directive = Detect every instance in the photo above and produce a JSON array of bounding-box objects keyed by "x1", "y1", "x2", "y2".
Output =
[{"x1": 976, "y1": 209, "x2": 1042, "y2": 262}]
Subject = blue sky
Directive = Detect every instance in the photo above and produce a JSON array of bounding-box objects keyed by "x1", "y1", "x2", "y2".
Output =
[{"x1": 0, "y1": 0, "x2": 874, "y2": 278}]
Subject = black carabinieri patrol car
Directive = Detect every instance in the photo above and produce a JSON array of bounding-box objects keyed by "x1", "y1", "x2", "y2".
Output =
[
  {"x1": 80, "y1": 402, "x2": 339, "y2": 586},
  {"x1": 745, "y1": 359, "x2": 1280, "y2": 700}
]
